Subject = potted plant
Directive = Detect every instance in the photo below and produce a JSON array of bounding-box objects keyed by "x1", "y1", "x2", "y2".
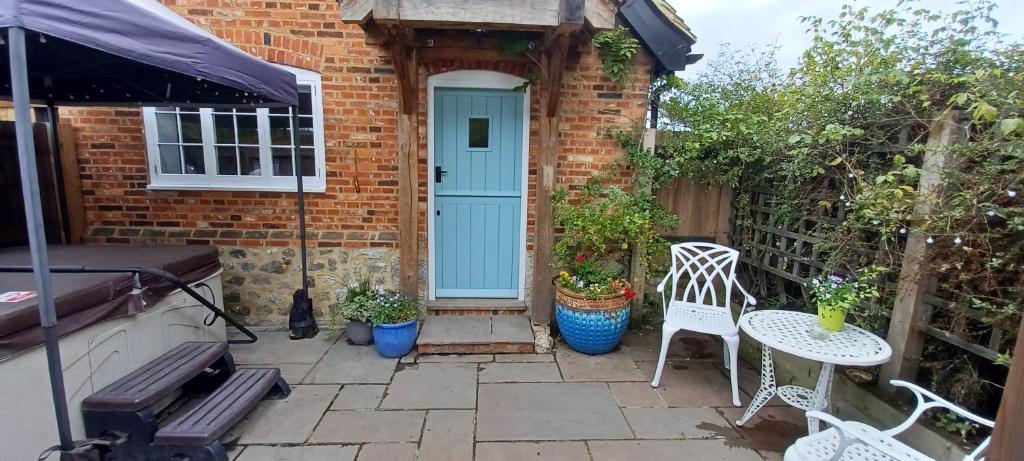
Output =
[
  {"x1": 551, "y1": 179, "x2": 673, "y2": 355},
  {"x1": 328, "y1": 279, "x2": 377, "y2": 345},
  {"x1": 369, "y1": 289, "x2": 419, "y2": 358},
  {"x1": 807, "y1": 268, "x2": 880, "y2": 332}
]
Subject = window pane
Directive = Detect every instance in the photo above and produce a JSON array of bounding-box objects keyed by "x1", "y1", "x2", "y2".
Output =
[
  {"x1": 217, "y1": 146, "x2": 238, "y2": 175},
  {"x1": 300, "y1": 148, "x2": 316, "y2": 176},
  {"x1": 271, "y1": 147, "x2": 294, "y2": 176},
  {"x1": 468, "y1": 117, "x2": 489, "y2": 148},
  {"x1": 214, "y1": 114, "x2": 236, "y2": 144},
  {"x1": 298, "y1": 117, "x2": 314, "y2": 146},
  {"x1": 298, "y1": 87, "x2": 313, "y2": 115},
  {"x1": 156, "y1": 113, "x2": 179, "y2": 143},
  {"x1": 269, "y1": 106, "x2": 290, "y2": 115},
  {"x1": 182, "y1": 145, "x2": 206, "y2": 174},
  {"x1": 159, "y1": 145, "x2": 182, "y2": 174},
  {"x1": 236, "y1": 114, "x2": 259, "y2": 144},
  {"x1": 179, "y1": 113, "x2": 203, "y2": 143},
  {"x1": 239, "y1": 147, "x2": 261, "y2": 175},
  {"x1": 269, "y1": 116, "x2": 291, "y2": 145}
]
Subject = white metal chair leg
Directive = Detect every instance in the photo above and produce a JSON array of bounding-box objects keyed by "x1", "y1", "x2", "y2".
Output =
[
  {"x1": 724, "y1": 334, "x2": 741, "y2": 407},
  {"x1": 650, "y1": 326, "x2": 676, "y2": 388}
]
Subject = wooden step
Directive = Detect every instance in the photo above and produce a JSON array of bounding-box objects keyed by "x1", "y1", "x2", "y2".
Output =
[
  {"x1": 83, "y1": 342, "x2": 231, "y2": 412},
  {"x1": 417, "y1": 315, "x2": 535, "y2": 354},
  {"x1": 154, "y1": 368, "x2": 288, "y2": 446},
  {"x1": 425, "y1": 299, "x2": 528, "y2": 316}
]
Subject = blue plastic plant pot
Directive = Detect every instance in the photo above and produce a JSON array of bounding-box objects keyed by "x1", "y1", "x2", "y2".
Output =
[
  {"x1": 556, "y1": 303, "x2": 630, "y2": 355},
  {"x1": 372, "y1": 319, "x2": 418, "y2": 358}
]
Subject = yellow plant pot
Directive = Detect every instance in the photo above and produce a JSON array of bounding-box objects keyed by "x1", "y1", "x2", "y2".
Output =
[{"x1": 817, "y1": 307, "x2": 847, "y2": 332}]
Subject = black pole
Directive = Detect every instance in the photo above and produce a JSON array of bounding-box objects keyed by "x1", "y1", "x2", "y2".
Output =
[
  {"x1": 288, "y1": 106, "x2": 317, "y2": 339},
  {"x1": 46, "y1": 101, "x2": 73, "y2": 244},
  {"x1": 8, "y1": 26, "x2": 74, "y2": 452}
]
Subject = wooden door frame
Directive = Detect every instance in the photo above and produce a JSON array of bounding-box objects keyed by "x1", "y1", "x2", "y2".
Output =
[{"x1": 426, "y1": 70, "x2": 530, "y2": 301}]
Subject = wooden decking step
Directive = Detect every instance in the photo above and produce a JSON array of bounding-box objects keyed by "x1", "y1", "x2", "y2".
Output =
[
  {"x1": 417, "y1": 315, "x2": 535, "y2": 354},
  {"x1": 425, "y1": 299, "x2": 528, "y2": 316},
  {"x1": 154, "y1": 368, "x2": 286, "y2": 446},
  {"x1": 83, "y1": 341, "x2": 230, "y2": 412}
]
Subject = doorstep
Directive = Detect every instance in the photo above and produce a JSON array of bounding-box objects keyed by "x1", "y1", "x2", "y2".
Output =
[
  {"x1": 417, "y1": 315, "x2": 535, "y2": 354},
  {"x1": 424, "y1": 298, "x2": 528, "y2": 316}
]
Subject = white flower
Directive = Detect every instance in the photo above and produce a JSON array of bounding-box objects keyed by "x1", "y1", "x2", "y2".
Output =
[
  {"x1": 926, "y1": 236, "x2": 934, "y2": 244},
  {"x1": 1009, "y1": 190, "x2": 1017, "y2": 198}
]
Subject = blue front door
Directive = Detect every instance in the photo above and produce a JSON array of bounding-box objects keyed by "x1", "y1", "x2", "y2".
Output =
[{"x1": 433, "y1": 88, "x2": 523, "y2": 298}]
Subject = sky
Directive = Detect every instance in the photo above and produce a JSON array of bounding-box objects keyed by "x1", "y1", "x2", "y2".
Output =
[{"x1": 666, "y1": 0, "x2": 1024, "y2": 78}]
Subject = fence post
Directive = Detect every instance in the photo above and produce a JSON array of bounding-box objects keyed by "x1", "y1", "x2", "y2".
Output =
[
  {"x1": 991, "y1": 316, "x2": 1024, "y2": 459},
  {"x1": 629, "y1": 128, "x2": 657, "y2": 328},
  {"x1": 878, "y1": 110, "x2": 964, "y2": 391}
]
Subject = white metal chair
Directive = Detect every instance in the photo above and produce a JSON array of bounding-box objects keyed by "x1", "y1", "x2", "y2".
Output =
[
  {"x1": 784, "y1": 380, "x2": 995, "y2": 461},
  {"x1": 650, "y1": 242, "x2": 757, "y2": 407}
]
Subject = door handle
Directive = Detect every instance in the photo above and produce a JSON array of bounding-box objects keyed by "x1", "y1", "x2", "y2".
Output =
[{"x1": 434, "y1": 166, "x2": 448, "y2": 183}]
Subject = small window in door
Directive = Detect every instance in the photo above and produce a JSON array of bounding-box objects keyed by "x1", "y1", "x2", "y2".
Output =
[{"x1": 468, "y1": 116, "x2": 490, "y2": 150}]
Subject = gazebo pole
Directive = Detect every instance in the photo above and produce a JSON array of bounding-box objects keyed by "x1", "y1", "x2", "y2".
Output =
[
  {"x1": 288, "y1": 107, "x2": 317, "y2": 339},
  {"x1": 7, "y1": 26, "x2": 74, "y2": 452}
]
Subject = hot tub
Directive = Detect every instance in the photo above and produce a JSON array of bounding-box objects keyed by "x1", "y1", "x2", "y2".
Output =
[{"x1": 0, "y1": 245, "x2": 227, "y2": 461}]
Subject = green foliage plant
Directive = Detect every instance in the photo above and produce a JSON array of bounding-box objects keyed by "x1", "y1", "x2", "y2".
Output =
[
  {"x1": 327, "y1": 279, "x2": 378, "y2": 333},
  {"x1": 592, "y1": 26, "x2": 640, "y2": 85},
  {"x1": 368, "y1": 289, "x2": 419, "y2": 325}
]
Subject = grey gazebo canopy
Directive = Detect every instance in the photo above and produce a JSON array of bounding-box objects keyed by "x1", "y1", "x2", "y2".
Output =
[{"x1": 1, "y1": 0, "x2": 304, "y2": 457}]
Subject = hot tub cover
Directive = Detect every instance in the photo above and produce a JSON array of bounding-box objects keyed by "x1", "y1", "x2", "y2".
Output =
[{"x1": 0, "y1": 245, "x2": 222, "y2": 360}]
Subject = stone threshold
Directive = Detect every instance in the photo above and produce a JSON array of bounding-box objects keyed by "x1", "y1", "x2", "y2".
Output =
[
  {"x1": 424, "y1": 298, "x2": 528, "y2": 316},
  {"x1": 417, "y1": 315, "x2": 535, "y2": 354}
]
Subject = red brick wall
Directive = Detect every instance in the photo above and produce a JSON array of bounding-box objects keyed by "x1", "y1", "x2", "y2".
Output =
[{"x1": 71, "y1": 0, "x2": 653, "y2": 252}]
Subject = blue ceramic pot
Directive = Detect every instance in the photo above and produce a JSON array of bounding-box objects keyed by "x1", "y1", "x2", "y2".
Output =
[
  {"x1": 372, "y1": 319, "x2": 418, "y2": 357},
  {"x1": 555, "y1": 287, "x2": 630, "y2": 355}
]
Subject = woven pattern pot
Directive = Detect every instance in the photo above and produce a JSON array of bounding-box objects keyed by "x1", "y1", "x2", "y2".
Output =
[{"x1": 555, "y1": 284, "x2": 631, "y2": 355}]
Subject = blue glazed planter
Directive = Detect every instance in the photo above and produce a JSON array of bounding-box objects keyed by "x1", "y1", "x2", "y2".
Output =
[
  {"x1": 372, "y1": 319, "x2": 418, "y2": 358},
  {"x1": 555, "y1": 287, "x2": 631, "y2": 355}
]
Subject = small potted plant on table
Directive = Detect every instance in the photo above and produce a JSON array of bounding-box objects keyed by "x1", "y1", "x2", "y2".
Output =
[
  {"x1": 807, "y1": 267, "x2": 881, "y2": 333},
  {"x1": 369, "y1": 290, "x2": 419, "y2": 358},
  {"x1": 328, "y1": 279, "x2": 377, "y2": 345}
]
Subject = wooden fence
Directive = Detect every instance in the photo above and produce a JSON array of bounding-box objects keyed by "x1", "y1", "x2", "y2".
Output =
[{"x1": 654, "y1": 177, "x2": 732, "y2": 244}]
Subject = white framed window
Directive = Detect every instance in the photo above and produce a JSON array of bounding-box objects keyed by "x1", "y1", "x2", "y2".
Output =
[{"x1": 142, "y1": 65, "x2": 326, "y2": 192}]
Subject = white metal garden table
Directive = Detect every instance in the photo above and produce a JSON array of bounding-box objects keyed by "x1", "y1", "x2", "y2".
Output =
[{"x1": 736, "y1": 310, "x2": 892, "y2": 433}]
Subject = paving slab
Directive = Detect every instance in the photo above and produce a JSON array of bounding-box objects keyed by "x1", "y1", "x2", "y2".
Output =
[
  {"x1": 419, "y1": 410, "x2": 475, "y2": 461},
  {"x1": 226, "y1": 445, "x2": 244, "y2": 460},
  {"x1": 555, "y1": 347, "x2": 646, "y2": 382},
  {"x1": 233, "y1": 385, "x2": 339, "y2": 444},
  {"x1": 310, "y1": 410, "x2": 426, "y2": 443},
  {"x1": 239, "y1": 363, "x2": 313, "y2": 384},
  {"x1": 494, "y1": 353, "x2": 554, "y2": 363},
  {"x1": 419, "y1": 354, "x2": 494, "y2": 363},
  {"x1": 477, "y1": 383, "x2": 633, "y2": 441},
  {"x1": 235, "y1": 445, "x2": 358, "y2": 461},
  {"x1": 303, "y1": 342, "x2": 397, "y2": 384},
  {"x1": 475, "y1": 442, "x2": 591, "y2": 460},
  {"x1": 418, "y1": 316, "x2": 492, "y2": 344},
  {"x1": 621, "y1": 330, "x2": 726, "y2": 363},
  {"x1": 718, "y1": 405, "x2": 806, "y2": 460},
  {"x1": 331, "y1": 384, "x2": 386, "y2": 410},
  {"x1": 479, "y1": 362, "x2": 562, "y2": 383},
  {"x1": 381, "y1": 363, "x2": 477, "y2": 409},
  {"x1": 491, "y1": 315, "x2": 535, "y2": 342},
  {"x1": 609, "y1": 382, "x2": 666, "y2": 408},
  {"x1": 357, "y1": 443, "x2": 417, "y2": 461},
  {"x1": 230, "y1": 332, "x2": 335, "y2": 364},
  {"x1": 637, "y1": 360, "x2": 749, "y2": 408},
  {"x1": 588, "y1": 440, "x2": 763, "y2": 461},
  {"x1": 623, "y1": 407, "x2": 735, "y2": 439}
]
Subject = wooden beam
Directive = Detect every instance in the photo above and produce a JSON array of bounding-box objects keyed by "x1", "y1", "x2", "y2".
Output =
[
  {"x1": 584, "y1": 0, "x2": 617, "y2": 30},
  {"x1": 531, "y1": 28, "x2": 577, "y2": 325},
  {"x1": 385, "y1": 27, "x2": 421, "y2": 297},
  {"x1": 383, "y1": 0, "x2": 562, "y2": 29},
  {"x1": 990, "y1": 316, "x2": 1024, "y2": 460},
  {"x1": 338, "y1": 0, "x2": 374, "y2": 23},
  {"x1": 560, "y1": 0, "x2": 585, "y2": 24},
  {"x1": 628, "y1": 127, "x2": 657, "y2": 327},
  {"x1": 57, "y1": 122, "x2": 85, "y2": 244},
  {"x1": 879, "y1": 110, "x2": 964, "y2": 389}
]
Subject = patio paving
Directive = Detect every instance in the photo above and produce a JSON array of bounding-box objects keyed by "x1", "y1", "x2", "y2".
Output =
[{"x1": 223, "y1": 330, "x2": 803, "y2": 460}]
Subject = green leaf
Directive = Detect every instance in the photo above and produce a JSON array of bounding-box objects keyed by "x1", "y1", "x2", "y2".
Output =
[
  {"x1": 788, "y1": 134, "x2": 802, "y2": 144},
  {"x1": 999, "y1": 118, "x2": 1021, "y2": 136}
]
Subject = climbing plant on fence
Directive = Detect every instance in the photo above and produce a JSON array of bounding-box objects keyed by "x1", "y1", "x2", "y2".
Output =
[{"x1": 657, "y1": 0, "x2": 1022, "y2": 421}]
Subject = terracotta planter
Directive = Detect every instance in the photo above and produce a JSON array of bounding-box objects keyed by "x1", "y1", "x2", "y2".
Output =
[{"x1": 554, "y1": 284, "x2": 631, "y2": 355}]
